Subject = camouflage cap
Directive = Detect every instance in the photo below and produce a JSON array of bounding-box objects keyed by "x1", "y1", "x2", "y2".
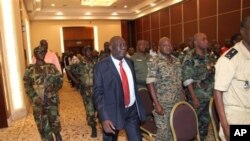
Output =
[{"x1": 33, "y1": 45, "x2": 46, "y2": 54}]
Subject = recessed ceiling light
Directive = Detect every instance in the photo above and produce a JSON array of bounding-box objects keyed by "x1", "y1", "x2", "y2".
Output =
[
  {"x1": 36, "y1": 8, "x2": 41, "y2": 11},
  {"x1": 111, "y1": 12, "x2": 118, "y2": 15},
  {"x1": 36, "y1": 0, "x2": 41, "y2": 2},
  {"x1": 56, "y1": 11, "x2": 63, "y2": 15},
  {"x1": 124, "y1": 5, "x2": 127, "y2": 8},
  {"x1": 85, "y1": 12, "x2": 92, "y2": 15},
  {"x1": 150, "y1": 3, "x2": 156, "y2": 7},
  {"x1": 135, "y1": 10, "x2": 141, "y2": 13},
  {"x1": 51, "y1": 3, "x2": 55, "y2": 7}
]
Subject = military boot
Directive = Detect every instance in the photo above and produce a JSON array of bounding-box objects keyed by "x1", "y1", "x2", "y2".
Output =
[
  {"x1": 54, "y1": 133, "x2": 62, "y2": 141},
  {"x1": 90, "y1": 125, "x2": 97, "y2": 138}
]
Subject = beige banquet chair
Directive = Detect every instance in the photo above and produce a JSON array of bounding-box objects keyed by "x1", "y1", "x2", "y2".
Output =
[{"x1": 209, "y1": 97, "x2": 221, "y2": 141}]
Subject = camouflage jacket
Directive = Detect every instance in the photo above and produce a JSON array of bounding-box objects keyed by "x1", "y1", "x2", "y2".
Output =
[
  {"x1": 67, "y1": 57, "x2": 95, "y2": 87},
  {"x1": 23, "y1": 63, "x2": 63, "y2": 102},
  {"x1": 182, "y1": 49, "x2": 215, "y2": 100},
  {"x1": 147, "y1": 53, "x2": 183, "y2": 105}
]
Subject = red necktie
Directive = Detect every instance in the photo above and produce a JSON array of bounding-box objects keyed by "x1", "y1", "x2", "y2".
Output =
[{"x1": 119, "y1": 61, "x2": 130, "y2": 106}]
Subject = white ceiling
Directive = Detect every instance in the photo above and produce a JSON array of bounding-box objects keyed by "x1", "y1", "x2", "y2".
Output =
[{"x1": 23, "y1": 0, "x2": 183, "y2": 20}]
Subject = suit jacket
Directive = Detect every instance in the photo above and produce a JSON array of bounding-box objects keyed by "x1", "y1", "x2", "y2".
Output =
[{"x1": 93, "y1": 56, "x2": 146, "y2": 129}]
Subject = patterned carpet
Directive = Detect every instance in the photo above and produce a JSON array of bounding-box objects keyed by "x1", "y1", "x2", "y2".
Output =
[{"x1": 0, "y1": 75, "x2": 216, "y2": 141}]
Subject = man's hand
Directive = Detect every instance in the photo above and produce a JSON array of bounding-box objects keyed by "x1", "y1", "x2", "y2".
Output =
[
  {"x1": 155, "y1": 103, "x2": 165, "y2": 115},
  {"x1": 222, "y1": 124, "x2": 230, "y2": 141},
  {"x1": 192, "y1": 97, "x2": 200, "y2": 108},
  {"x1": 33, "y1": 96, "x2": 42, "y2": 105},
  {"x1": 102, "y1": 120, "x2": 116, "y2": 134}
]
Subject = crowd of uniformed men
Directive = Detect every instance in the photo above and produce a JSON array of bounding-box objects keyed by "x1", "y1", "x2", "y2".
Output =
[{"x1": 23, "y1": 16, "x2": 250, "y2": 141}]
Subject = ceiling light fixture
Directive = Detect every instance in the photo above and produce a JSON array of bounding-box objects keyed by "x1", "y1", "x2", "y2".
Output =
[
  {"x1": 85, "y1": 12, "x2": 92, "y2": 15},
  {"x1": 150, "y1": 3, "x2": 156, "y2": 7},
  {"x1": 111, "y1": 12, "x2": 118, "y2": 15},
  {"x1": 51, "y1": 3, "x2": 55, "y2": 7},
  {"x1": 135, "y1": 10, "x2": 141, "y2": 13},
  {"x1": 81, "y1": 0, "x2": 117, "y2": 6},
  {"x1": 124, "y1": 5, "x2": 127, "y2": 8}
]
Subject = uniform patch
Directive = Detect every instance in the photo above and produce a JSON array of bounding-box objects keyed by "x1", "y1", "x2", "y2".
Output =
[{"x1": 225, "y1": 48, "x2": 238, "y2": 60}]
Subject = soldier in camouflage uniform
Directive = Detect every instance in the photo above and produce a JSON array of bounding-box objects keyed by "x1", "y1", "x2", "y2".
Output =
[
  {"x1": 66, "y1": 46, "x2": 97, "y2": 138},
  {"x1": 147, "y1": 37, "x2": 184, "y2": 141},
  {"x1": 182, "y1": 33, "x2": 215, "y2": 141},
  {"x1": 23, "y1": 46, "x2": 63, "y2": 141},
  {"x1": 131, "y1": 40, "x2": 151, "y2": 90}
]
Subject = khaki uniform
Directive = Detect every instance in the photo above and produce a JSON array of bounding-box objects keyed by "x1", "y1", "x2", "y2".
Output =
[
  {"x1": 214, "y1": 41, "x2": 250, "y2": 141},
  {"x1": 147, "y1": 53, "x2": 183, "y2": 141}
]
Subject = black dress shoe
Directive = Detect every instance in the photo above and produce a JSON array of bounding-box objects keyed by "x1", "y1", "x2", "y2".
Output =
[{"x1": 91, "y1": 126, "x2": 97, "y2": 138}]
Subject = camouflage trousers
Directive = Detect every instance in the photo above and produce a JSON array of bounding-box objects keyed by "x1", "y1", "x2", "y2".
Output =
[
  {"x1": 153, "y1": 104, "x2": 173, "y2": 141},
  {"x1": 187, "y1": 99, "x2": 210, "y2": 141},
  {"x1": 32, "y1": 96, "x2": 61, "y2": 141},
  {"x1": 79, "y1": 85, "x2": 96, "y2": 126}
]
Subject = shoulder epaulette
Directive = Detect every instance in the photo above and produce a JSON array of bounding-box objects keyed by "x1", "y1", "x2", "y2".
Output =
[{"x1": 225, "y1": 48, "x2": 238, "y2": 60}]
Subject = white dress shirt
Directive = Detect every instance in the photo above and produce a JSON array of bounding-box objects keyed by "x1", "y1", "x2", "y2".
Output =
[{"x1": 111, "y1": 56, "x2": 136, "y2": 107}]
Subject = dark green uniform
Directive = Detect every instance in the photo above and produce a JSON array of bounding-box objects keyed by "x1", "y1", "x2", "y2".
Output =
[
  {"x1": 131, "y1": 52, "x2": 151, "y2": 90},
  {"x1": 182, "y1": 49, "x2": 215, "y2": 141},
  {"x1": 23, "y1": 64, "x2": 62, "y2": 141},
  {"x1": 66, "y1": 58, "x2": 96, "y2": 127}
]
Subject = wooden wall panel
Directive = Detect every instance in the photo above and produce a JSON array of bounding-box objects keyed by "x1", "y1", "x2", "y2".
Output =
[
  {"x1": 134, "y1": 0, "x2": 247, "y2": 47},
  {"x1": 143, "y1": 15, "x2": 150, "y2": 31},
  {"x1": 121, "y1": 20, "x2": 128, "y2": 44},
  {"x1": 151, "y1": 12, "x2": 160, "y2": 29},
  {"x1": 218, "y1": 0, "x2": 240, "y2": 13},
  {"x1": 160, "y1": 26, "x2": 170, "y2": 38},
  {"x1": 151, "y1": 29, "x2": 160, "y2": 44},
  {"x1": 170, "y1": 4, "x2": 182, "y2": 24},
  {"x1": 184, "y1": 21, "x2": 197, "y2": 41},
  {"x1": 143, "y1": 31, "x2": 150, "y2": 42},
  {"x1": 200, "y1": 0, "x2": 216, "y2": 18},
  {"x1": 137, "y1": 33, "x2": 143, "y2": 41},
  {"x1": 63, "y1": 27, "x2": 93, "y2": 40},
  {"x1": 160, "y1": 8, "x2": 169, "y2": 27},
  {"x1": 136, "y1": 19, "x2": 143, "y2": 33},
  {"x1": 200, "y1": 17, "x2": 217, "y2": 41},
  {"x1": 243, "y1": 8, "x2": 250, "y2": 18},
  {"x1": 171, "y1": 24, "x2": 182, "y2": 46},
  {"x1": 243, "y1": 0, "x2": 250, "y2": 8},
  {"x1": 218, "y1": 11, "x2": 241, "y2": 43},
  {"x1": 183, "y1": 0, "x2": 197, "y2": 22}
]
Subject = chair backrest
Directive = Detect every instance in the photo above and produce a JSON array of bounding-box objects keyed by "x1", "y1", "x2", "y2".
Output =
[
  {"x1": 138, "y1": 89, "x2": 154, "y2": 115},
  {"x1": 170, "y1": 101, "x2": 200, "y2": 141},
  {"x1": 209, "y1": 97, "x2": 220, "y2": 141}
]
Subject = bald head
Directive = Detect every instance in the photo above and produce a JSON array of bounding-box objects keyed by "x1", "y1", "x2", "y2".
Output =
[
  {"x1": 193, "y1": 33, "x2": 208, "y2": 50},
  {"x1": 158, "y1": 37, "x2": 172, "y2": 55},
  {"x1": 109, "y1": 36, "x2": 127, "y2": 60}
]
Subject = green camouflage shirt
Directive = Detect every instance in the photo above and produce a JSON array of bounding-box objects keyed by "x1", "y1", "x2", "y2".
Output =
[
  {"x1": 23, "y1": 64, "x2": 63, "y2": 102},
  {"x1": 182, "y1": 49, "x2": 215, "y2": 100},
  {"x1": 146, "y1": 53, "x2": 183, "y2": 105},
  {"x1": 67, "y1": 57, "x2": 95, "y2": 87}
]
